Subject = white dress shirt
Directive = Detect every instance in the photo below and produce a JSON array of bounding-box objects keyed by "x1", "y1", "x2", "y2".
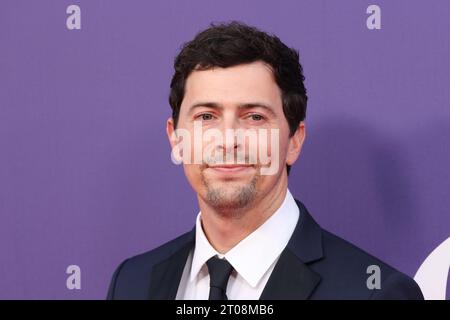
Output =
[{"x1": 176, "y1": 189, "x2": 300, "y2": 300}]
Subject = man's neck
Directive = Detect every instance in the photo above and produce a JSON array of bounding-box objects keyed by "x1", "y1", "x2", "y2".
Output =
[{"x1": 197, "y1": 178, "x2": 289, "y2": 254}]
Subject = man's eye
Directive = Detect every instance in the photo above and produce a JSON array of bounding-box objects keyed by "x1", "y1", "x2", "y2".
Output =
[
  {"x1": 249, "y1": 114, "x2": 264, "y2": 121},
  {"x1": 198, "y1": 113, "x2": 214, "y2": 121}
]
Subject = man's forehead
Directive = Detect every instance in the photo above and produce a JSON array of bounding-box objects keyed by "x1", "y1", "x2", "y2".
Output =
[
  {"x1": 186, "y1": 61, "x2": 275, "y2": 85},
  {"x1": 181, "y1": 62, "x2": 282, "y2": 109}
]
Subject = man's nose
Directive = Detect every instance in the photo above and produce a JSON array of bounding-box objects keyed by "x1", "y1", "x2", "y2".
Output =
[{"x1": 217, "y1": 116, "x2": 241, "y2": 155}]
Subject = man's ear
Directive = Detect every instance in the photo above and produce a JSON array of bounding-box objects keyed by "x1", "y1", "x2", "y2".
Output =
[
  {"x1": 166, "y1": 117, "x2": 178, "y2": 149},
  {"x1": 286, "y1": 121, "x2": 306, "y2": 166}
]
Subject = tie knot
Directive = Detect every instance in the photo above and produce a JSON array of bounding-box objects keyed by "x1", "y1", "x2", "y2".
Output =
[{"x1": 206, "y1": 256, "x2": 234, "y2": 290}]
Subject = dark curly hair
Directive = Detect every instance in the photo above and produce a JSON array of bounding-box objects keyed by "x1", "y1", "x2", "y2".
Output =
[{"x1": 169, "y1": 21, "x2": 308, "y2": 175}]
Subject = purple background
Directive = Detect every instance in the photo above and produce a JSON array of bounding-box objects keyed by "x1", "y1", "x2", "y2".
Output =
[{"x1": 1, "y1": 0, "x2": 449, "y2": 299}]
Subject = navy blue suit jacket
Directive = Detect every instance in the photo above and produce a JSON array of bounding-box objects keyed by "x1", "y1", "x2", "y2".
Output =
[{"x1": 107, "y1": 199, "x2": 424, "y2": 300}]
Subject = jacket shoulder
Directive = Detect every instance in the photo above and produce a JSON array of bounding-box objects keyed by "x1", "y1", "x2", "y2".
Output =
[
  {"x1": 313, "y1": 228, "x2": 423, "y2": 299},
  {"x1": 107, "y1": 230, "x2": 194, "y2": 299}
]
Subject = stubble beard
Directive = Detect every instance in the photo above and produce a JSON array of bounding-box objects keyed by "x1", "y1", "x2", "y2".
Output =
[{"x1": 200, "y1": 167, "x2": 260, "y2": 215}]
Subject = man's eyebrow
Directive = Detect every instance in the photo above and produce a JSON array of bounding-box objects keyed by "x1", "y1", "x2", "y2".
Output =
[
  {"x1": 237, "y1": 103, "x2": 277, "y2": 117},
  {"x1": 187, "y1": 102, "x2": 223, "y2": 115},
  {"x1": 187, "y1": 102, "x2": 276, "y2": 116}
]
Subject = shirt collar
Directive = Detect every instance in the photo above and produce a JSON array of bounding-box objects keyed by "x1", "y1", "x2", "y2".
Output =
[{"x1": 190, "y1": 189, "x2": 300, "y2": 287}]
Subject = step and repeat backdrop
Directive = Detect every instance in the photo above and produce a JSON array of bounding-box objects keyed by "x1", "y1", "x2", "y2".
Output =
[{"x1": 0, "y1": 0, "x2": 449, "y2": 299}]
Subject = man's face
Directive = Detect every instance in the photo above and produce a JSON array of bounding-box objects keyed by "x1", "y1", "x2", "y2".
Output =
[{"x1": 167, "y1": 61, "x2": 305, "y2": 212}]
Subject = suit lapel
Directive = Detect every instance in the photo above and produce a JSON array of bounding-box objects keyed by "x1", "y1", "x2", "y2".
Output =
[
  {"x1": 148, "y1": 199, "x2": 324, "y2": 300},
  {"x1": 259, "y1": 248, "x2": 321, "y2": 300},
  {"x1": 148, "y1": 229, "x2": 195, "y2": 299},
  {"x1": 260, "y1": 199, "x2": 324, "y2": 300}
]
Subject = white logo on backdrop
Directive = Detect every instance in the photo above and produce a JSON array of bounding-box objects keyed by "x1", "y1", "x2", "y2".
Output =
[
  {"x1": 367, "y1": 5, "x2": 381, "y2": 30},
  {"x1": 414, "y1": 237, "x2": 450, "y2": 300},
  {"x1": 66, "y1": 265, "x2": 81, "y2": 290},
  {"x1": 66, "y1": 5, "x2": 81, "y2": 30}
]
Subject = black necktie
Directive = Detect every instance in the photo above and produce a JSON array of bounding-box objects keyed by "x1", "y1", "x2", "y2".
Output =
[{"x1": 206, "y1": 256, "x2": 234, "y2": 300}]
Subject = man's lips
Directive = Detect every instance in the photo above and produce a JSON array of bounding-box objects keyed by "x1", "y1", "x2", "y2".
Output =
[{"x1": 207, "y1": 164, "x2": 254, "y2": 173}]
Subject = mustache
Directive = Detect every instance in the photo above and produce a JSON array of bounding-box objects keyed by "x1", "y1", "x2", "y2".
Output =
[{"x1": 201, "y1": 153, "x2": 258, "y2": 167}]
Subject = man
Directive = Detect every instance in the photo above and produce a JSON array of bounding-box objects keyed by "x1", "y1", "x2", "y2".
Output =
[{"x1": 107, "y1": 22, "x2": 423, "y2": 300}]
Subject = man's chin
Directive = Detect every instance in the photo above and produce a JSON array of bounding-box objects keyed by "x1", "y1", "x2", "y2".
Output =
[{"x1": 203, "y1": 184, "x2": 258, "y2": 212}]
